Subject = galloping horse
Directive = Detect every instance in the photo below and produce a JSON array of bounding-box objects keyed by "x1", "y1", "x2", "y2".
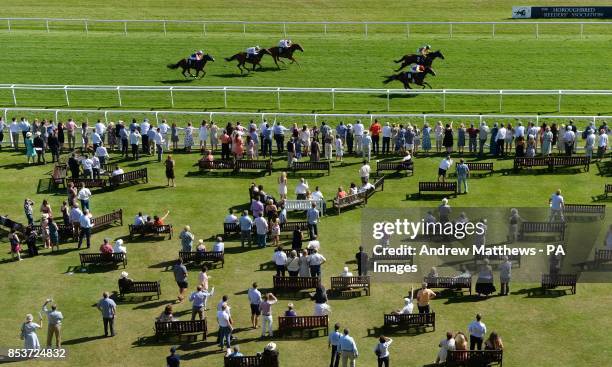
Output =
[
  {"x1": 224, "y1": 48, "x2": 272, "y2": 74},
  {"x1": 394, "y1": 50, "x2": 444, "y2": 72},
  {"x1": 267, "y1": 43, "x2": 304, "y2": 69},
  {"x1": 167, "y1": 54, "x2": 215, "y2": 78},
  {"x1": 383, "y1": 67, "x2": 436, "y2": 89}
]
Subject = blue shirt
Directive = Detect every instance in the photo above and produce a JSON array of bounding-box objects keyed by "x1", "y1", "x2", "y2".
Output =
[
  {"x1": 307, "y1": 208, "x2": 320, "y2": 224},
  {"x1": 263, "y1": 127, "x2": 273, "y2": 140},
  {"x1": 273, "y1": 125, "x2": 285, "y2": 135},
  {"x1": 456, "y1": 163, "x2": 469, "y2": 178},
  {"x1": 328, "y1": 330, "x2": 342, "y2": 346},
  {"x1": 97, "y1": 298, "x2": 116, "y2": 318},
  {"x1": 239, "y1": 215, "x2": 253, "y2": 231},
  {"x1": 166, "y1": 354, "x2": 180, "y2": 367},
  {"x1": 336, "y1": 124, "x2": 347, "y2": 138},
  {"x1": 339, "y1": 334, "x2": 358, "y2": 354},
  {"x1": 79, "y1": 214, "x2": 92, "y2": 228}
]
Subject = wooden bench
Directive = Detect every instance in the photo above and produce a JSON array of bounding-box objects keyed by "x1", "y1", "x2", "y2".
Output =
[
  {"x1": 79, "y1": 253, "x2": 127, "y2": 268},
  {"x1": 278, "y1": 315, "x2": 329, "y2": 337},
  {"x1": 51, "y1": 164, "x2": 67, "y2": 188},
  {"x1": 383, "y1": 313, "x2": 436, "y2": 333},
  {"x1": 92, "y1": 209, "x2": 123, "y2": 230},
  {"x1": 273, "y1": 276, "x2": 320, "y2": 294},
  {"x1": 376, "y1": 161, "x2": 413, "y2": 176},
  {"x1": 179, "y1": 251, "x2": 225, "y2": 268},
  {"x1": 235, "y1": 159, "x2": 273, "y2": 175},
  {"x1": 291, "y1": 160, "x2": 331, "y2": 175},
  {"x1": 366, "y1": 175, "x2": 385, "y2": 199},
  {"x1": 418, "y1": 182, "x2": 457, "y2": 197},
  {"x1": 154, "y1": 320, "x2": 207, "y2": 341},
  {"x1": 456, "y1": 162, "x2": 494, "y2": 176},
  {"x1": 519, "y1": 222, "x2": 565, "y2": 241},
  {"x1": 223, "y1": 222, "x2": 241, "y2": 237},
  {"x1": 330, "y1": 276, "x2": 371, "y2": 296},
  {"x1": 333, "y1": 192, "x2": 367, "y2": 214},
  {"x1": 447, "y1": 350, "x2": 503, "y2": 367},
  {"x1": 541, "y1": 273, "x2": 577, "y2": 294},
  {"x1": 605, "y1": 184, "x2": 612, "y2": 198},
  {"x1": 284, "y1": 199, "x2": 326, "y2": 215},
  {"x1": 280, "y1": 221, "x2": 309, "y2": 233},
  {"x1": 424, "y1": 276, "x2": 472, "y2": 294},
  {"x1": 513, "y1": 157, "x2": 551, "y2": 172},
  {"x1": 128, "y1": 224, "x2": 173, "y2": 239},
  {"x1": 595, "y1": 249, "x2": 612, "y2": 267},
  {"x1": 31, "y1": 223, "x2": 74, "y2": 242},
  {"x1": 0, "y1": 215, "x2": 25, "y2": 233},
  {"x1": 198, "y1": 159, "x2": 236, "y2": 172},
  {"x1": 119, "y1": 280, "x2": 161, "y2": 299},
  {"x1": 109, "y1": 168, "x2": 148, "y2": 188},
  {"x1": 549, "y1": 156, "x2": 590, "y2": 172},
  {"x1": 564, "y1": 204, "x2": 606, "y2": 221},
  {"x1": 224, "y1": 355, "x2": 277, "y2": 367},
  {"x1": 65, "y1": 177, "x2": 108, "y2": 189}
]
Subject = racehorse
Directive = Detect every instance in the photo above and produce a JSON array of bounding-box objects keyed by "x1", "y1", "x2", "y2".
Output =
[
  {"x1": 267, "y1": 43, "x2": 304, "y2": 69},
  {"x1": 383, "y1": 67, "x2": 436, "y2": 89},
  {"x1": 167, "y1": 54, "x2": 215, "y2": 79},
  {"x1": 224, "y1": 48, "x2": 272, "y2": 74},
  {"x1": 393, "y1": 50, "x2": 444, "y2": 72}
]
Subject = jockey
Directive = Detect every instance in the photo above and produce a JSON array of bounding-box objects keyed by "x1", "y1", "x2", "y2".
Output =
[
  {"x1": 417, "y1": 44, "x2": 431, "y2": 57},
  {"x1": 410, "y1": 64, "x2": 426, "y2": 74},
  {"x1": 246, "y1": 45, "x2": 261, "y2": 59},
  {"x1": 278, "y1": 39, "x2": 292, "y2": 52},
  {"x1": 188, "y1": 50, "x2": 204, "y2": 66}
]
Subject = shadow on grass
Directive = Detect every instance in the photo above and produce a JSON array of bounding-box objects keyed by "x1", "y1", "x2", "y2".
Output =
[
  {"x1": 443, "y1": 294, "x2": 495, "y2": 304},
  {"x1": 366, "y1": 324, "x2": 434, "y2": 337},
  {"x1": 158, "y1": 79, "x2": 195, "y2": 84},
  {"x1": 512, "y1": 287, "x2": 573, "y2": 298},
  {"x1": 595, "y1": 160, "x2": 612, "y2": 177},
  {"x1": 148, "y1": 259, "x2": 178, "y2": 270},
  {"x1": 214, "y1": 73, "x2": 252, "y2": 78},
  {"x1": 0, "y1": 161, "x2": 32, "y2": 170},
  {"x1": 137, "y1": 185, "x2": 167, "y2": 192},
  {"x1": 62, "y1": 335, "x2": 107, "y2": 345}
]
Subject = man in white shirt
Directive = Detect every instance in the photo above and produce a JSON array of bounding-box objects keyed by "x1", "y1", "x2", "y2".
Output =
[
  {"x1": 359, "y1": 161, "x2": 371, "y2": 185},
  {"x1": 308, "y1": 249, "x2": 326, "y2": 277},
  {"x1": 247, "y1": 283, "x2": 262, "y2": 328},
  {"x1": 216, "y1": 303, "x2": 233, "y2": 349},
  {"x1": 224, "y1": 209, "x2": 238, "y2": 224},
  {"x1": 467, "y1": 314, "x2": 487, "y2": 350},
  {"x1": 254, "y1": 214, "x2": 269, "y2": 248},
  {"x1": 478, "y1": 122, "x2": 489, "y2": 156},
  {"x1": 77, "y1": 184, "x2": 92, "y2": 211},
  {"x1": 272, "y1": 246, "x2": 288, "y2": 276},
  {"x1": 382, "y1": 122, "x2": 392, "y2": 155},
  {"x1": 295, "y1": 178, "x2": 309, "y2": 200},
  {"x1": 158, "y1": 119, "x2": 170, "y2": 150},
  {"x1": 548, "y1": 189, "x2": 565, "y2": 222},
  {"x1": 437, "y1": 155, "x2": 453, "y2": 182},
  {"x1": 514, "y1": 121, "x2": 525, "y2": 139},
  {"x1": 111, "y1": 167, "x2": 124, "y2": 177},
  {"x1": 77, "y1": 209, "x2": 93, "y2": 249},
  {"x1": 212, "y1": 237, "x2": 225, "y2": 253},
  {"x1": 563, "y1": 126, "x2": 575, "y2": 156},
  {"x1": 129, "y1": 129, "x2": 141, "y2": 160},
  {"x1": 307, "y1": 237, "x2": 321, "y2": 251},
  {"x1": 81, "y1": 154, "x2": 94, "y2": 179},
  {"x1": 597, "y1": 129, "x2": 608, "y2": 159},
  {"x1": 94, "y1": 120, "x2": 106, "y2": 143},
  {"x1": 585, "y1": 128, "x2": 596, "y2": 158},
  {"x1": 9, "y1": 118, "x2": 21, "y2": 150},
  {"x1": 495, "y1": 124, "x2": 507, "y2": 156},
  {"x1": 353, "y1": 120, "x2": 364, "y2": 154},
  {"x1": 95, "y1": 143, "x2": 109, "y2": 166},
  {"x1": 140, "y1": 119, "x2": 151, "y2": 154},
  {"x1": 361, "y1": 131, "x2": 372, "y2": 162}
]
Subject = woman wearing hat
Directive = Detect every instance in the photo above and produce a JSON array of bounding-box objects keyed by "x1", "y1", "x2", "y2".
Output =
[
  {"x1": 20, "y1": 313, "x2": 42, "y2": 350},
  {"x1": 25, "y1": 132, "x2": 36, "y2": 164},
  {"x1": 261, "y1": 342, "x2": 279, "y2": 367},
  {"x1": 113, "y1": 239, "x2": 127, "y2": 254}
]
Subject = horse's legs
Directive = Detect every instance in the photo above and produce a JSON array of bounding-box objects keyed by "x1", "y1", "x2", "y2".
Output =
[
  {"x1": 403, "y1": 81, "x2": 412, "y2": 89},
  {"x1": 273, "y1": 57, "x2": 280, "y2": 69},
  {"x1": 423, "y1": 82, "x2": 432, "y2": 89},
  {"x1": 395, "y1": 62, "x2": 408, "y2": 72},
  {"x1": 289, "y1": 57, "x2": 299, "y2": 66}
]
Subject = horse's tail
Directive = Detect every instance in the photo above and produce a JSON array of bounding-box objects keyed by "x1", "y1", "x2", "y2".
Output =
[
  {"x1": 383, "y1": 75, "x2": 396, "y2": 84},
  {"x1": 394, "y1": 56, "x2": 405, "y2": 63},
  {"x1": 166, "y1": 62, "x2": 180, "y2": 69},
  {"x1": 225, "y1": 54, "x2": 239, "y2": 62}
]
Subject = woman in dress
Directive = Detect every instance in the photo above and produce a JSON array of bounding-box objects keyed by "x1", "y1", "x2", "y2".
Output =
[
  {"x1": 60, "y1": 201, "x2": 70, "y2": 225},
  {"x1": 9, "y1": 229, "x2": 22, "y2": 261},
  {"x1": 81, "y1": 122, "x2": 90, "y2": 151},
  {"x1": 310, "y1": 139, "x2": 321, "y2": 161},
  {"x1": 412, "y1": 126, "x2": 421, "y2": 155},
  {"x1": 526, "y1": 136, "x2": 536, "y2": 157},
  {"x1": 556, "y1": 123, "x2": 565, "y2": 154},
  {"x1": 300, "y1": 125, "x2": 311, "y2": 156},
  {"x1": 246, "y1": 135, "x2": 255, "y2": 160},
  {"x1": 171, "y1": 123, "x2": 180, "y2": 151},
  {"x1": 165, "y1": 155, "x2": 176, "y2": 187},
  {"x1": 199, "y1": 120, "x2": 209, "y2": 151},
  {"x1": 298, "y1": 249, "x2": 310, "y2": 277},
  {"x1": 40, "y1": 214, "x2": 51, "y2": 249},
  {"x1": 541, "y1": 126, "x2": 553, "y2": 156},
  {"x1": 57, "y1": 122, "x2": 65, "y2": 152},
  {"x1": 25, "y1": 132, "x2": 36, "y2": 164},
  {"x1": 475, "y1": 260, "x2": 496, "y2": 297},
  {"x1": 311, "y1": 285, "x2": 331, "y2": 316},
  {"x1": 550, "y1": 123, "x2": 558, "y2": 150},
  {"x1": 232, "y1": 135, "x2": 244, "y2": 159},
  {"x1": 421, "y1": 123, "x2": 432, "y2": 153},
  {"x1": 20, "y1": 314, "x2": 42, "y2": 350},
  {"x1": 434, "y1": 121, "x2": 444, "y2": 152},
  {"x1": 157, "y1": 305, "x2": 177, "y2": 322},
  {"x1": 443, "y1": 122, "x2": 454, "y2": 154},
  {"x1": 278, "y1": 172, "x2": 288, "y2": 200},
  {"x1": 40, "y1": 199, "x2": 53, "y2": 218},
  {"x1": 48, "y1": 217, "x2": 59, "y2": 251},
  {"x1": 291, "y1": 229, "x2": 303, "y2": 251},
  {"x1": 265, "y1": 199, "x2": 278, "y2": 223},
  {"x1": 286, "y1": 250, "x2": 300, "y2": 276},
  {"x1": 198, "y1": 265, "x2": 210, "y2": 291},
  {"x1": 183, "y1": 122, "x2": 194, "y2": 152},
  {"x1": 209, "y1": 122, "x2": 219, "y2": 152},
  {"x1": 107, "y1": 122, "x2": 116, "y2": 152},
  {"x1": 457, "y1": 123, "x2": 466, "y2": 154},
  {"x1": 504, "y1": 123, "x2": 514, "y2": 154}
]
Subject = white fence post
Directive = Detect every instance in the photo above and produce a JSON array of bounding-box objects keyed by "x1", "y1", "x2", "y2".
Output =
[
  {"x1": 169, "y1": 86, "x2": 175, "y2": 108},
  {"x1": 124, "y1": 21, "x2": 128, "y2": 36},
  {"x1": 324, "y1": 23, "x2": 327, "y2": 35},
  {"x1": 276, "y1": 87, "x2": 281, "y2": 109},
  {"x1": 203, "y1": 22, "x2": 207, "y2": 36},
  {"x1": 535, "y1": 23, "x2": 539, "y2": 39},
  {"x1": 223, "y1": 87, "x2": 228, "y2": 108},
  {"x1": 7, "y1": 19, "x2": 11, "y2": 32},
  {"x1": 283, "y1": 23, "x2": 287, "y2": 37},
  {"x1": 243, "y1": 23, "x2": 246, "y2": 35},
  {"x1": 46, "y1": 20, "x2": 50, "y2": 33},
  {"x1": 163, "y1": 21, "x2": 167, "y2": 36},
  {"x1": 449, "y1": 23, "x2": 453, "y2": 38},
  {"x1": 499, "y1": 90, "x2": 503, "y2": 113},
  {"x1": 492, "y1": 24, "x2": 495, "y2": 39},
  {"x1": 331, "y1": 88, "x2": 335, "y2": 110},
  {"x1": 116, "y1": 86, "x2": 122, "y2": 106},
  {"x1": 11, "y1": 85, "x2": 17, "y2": 106},
  {"x1": 154, "y1": 111, "x2": 159, "y2": 124},
  {"x1": 104, "y1": 110, "x2": 108, "y2": 123},
  {"x1": 558, "y1": 90, "x2": 562, "y2": 112},
  {"x1": 55, "y1": 110, "x2": 59, "y2": 121},
  {"x1": 386, "y1": 89, "x2": 390, "y2": 111},
  {"x1": 364, "y1": 23, "x2": 368, "y2": 38},
  {"x1": 64, "y1": 86, "x2": 70, "y2": 106},
  {"x1": 406, "y1": 23, "x2": 410, "y2": 38},
  {"x1": 442, "y1": 89, "x2": 446, "y2": 112},
  {"x1": 84, "y1": 20, "x2": 89, "y2": 34}
]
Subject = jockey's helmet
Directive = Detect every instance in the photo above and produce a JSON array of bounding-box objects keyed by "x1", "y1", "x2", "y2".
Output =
[
  {"x1": 425, "y1": 44, "x2": 431, "y2": 49},
  {"x1": 197, "y1": 50, "x2": 203, "y2": 55}
]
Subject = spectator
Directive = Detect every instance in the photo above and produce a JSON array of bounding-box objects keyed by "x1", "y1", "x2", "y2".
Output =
[
  {"x1": 198, "y1": 265, "x2": 210, "y2": 294},
  {"x1": 179, "y1": 226, "x2": 194, "y2": 252},
  {"x1": 97, "y1": 292, "x2": 117, "y2": 337},
  {"x1": 129, "y1": 128, "x2": 141, "y2": 160},
  {"x1": 33, "y1": 131, "x2": 46, "y2": 164},
  {"x1": 328, "y1": 323, "x2": 342, "y2": 367},
  {"x1": 456, "y1": 159, "x2": 470, "y2": 194},
  {"x1": 374, "y1": 335, "x2": 392, "y2": 367},
  {"x1": 273, "y1": 246, "x2": 287, "y2": 276},
  {"x1": 563, "y1": 125, "x2": 575, "y2": 156},
  {"x1": 548, "y1": 189, "x2": 565, "y2": 222},
  {"x1": 416, "y1": 282, "x2": 436, "y2": 313},
  {"x1": 478, "y1": 122, "x2": 489, "y2": 156},
  {"x1": 248, "y1": 282, "x2": 262, "y2": 328},
  {"x1": 9, "y1": 229, "x2": 22, "y2": 261},
  {"x1": 173, "y1": 258, "x2": 188, "y2": 303},
  {"x1": 25, "y1": 132, "x2": 36, "y2": 164},
  {"x1": 254, "y1": 214, "x2": 269, "y2": 248},
  {"x1": 260, "y1": 293, "x2": 278, "y2": 338},
  {"x1": 468, "y1": 314, "x2": 487, "y2": 350},
  {"x1": 166, "y1": 346, "x2": 180, "y2": 367},
  {"x1": 212, "y1": 236, "x2": 225, "y2": 253},
  {"x1": 165, "y1": 155, "x2": 176, "y2": 187},
  {"x1": 118, "y1": 271, "x2": 133, "y2": 292},
  {"x1": 542, "y1": 126, "x2": 553, "y2": 156},
  {"x1": 499, "y1": 256, "x2": 512, "y2": 296},
  {"x1": 153, "y1": 210, "x2": 170, "y2": 226},
  {"x1": 359, "y1": 160, "x2": 371, "y2": 185},
  {"x1": 340, "y1": 266, "x2": 353, "y2": 277},
  {"x1": 295, "y1": 178, "x2": 309, "y2": 200},
  {"x1": 308, "y1": 249, "x2": 327, "y2": 277},
  {"x1": 454, "y1": 331, "x2": 468, "y2": 352},
  {"x1": 189, "y1": 285, "x2": 212, "y2": 321},
  {"x1": 438, "y1": 198, "x2": 451, "y2": 223},
  {"x1": 475, "y1": 260, "x2": 496, "y2": 297},
  {"x1": 81, "y1": 154, "x2": 93, "y2": 179},
  {"x1": 339, "y1": 328, "x2": 358, "y2": 367},
  {"x1": 391, "y1": 293, "x2": 414, "y2": 315},
  {"x1": 77, "y1": 183, "x2": 92, "y2": 211},
  {"x1": 355, "y1": 246, "x2": 369, "y2": 276},
  {"x1": 286, "y1": 250, "x2": 300, "y2": 276},
  {"x1": 443, "y1": 123, "x2": 454, "y2": 153},
  {"x1": 307, "y1": 202, "x2": 320, "y2": 240},
  {"x1": 437, "y1": 155, "x2": 453, "y2": 182},
  {"x1": 261, "y1": 342, "x2": 279, "y2": 367},
  {"x1": 24, "y1": 226, "x2": 38, "y2": 257},
  {"x1": 77, "y1": 209, "x2": 93, "y2": 249},
  {"x1": 24, "y1": 198, "x2": 34, "y2": 225},
  {"x1": 226, "y1": 345, "x2": 243, "y2": 358},
  {"x1": 20, "y1": 313, "x2": 42, "y2": 350},
  {"x1": 42, "y1": 299, "x2": 63, "y2": 348},
  {"x1": 239, "y1": 210, "x2": 253, "y2": 247},
  {"x1": 285, "y1": 303, "x2": 297, "y2": 317},
  {"x1": 597, "y1": 128, "x2": 608, "y2": 159},
  {"x1": 435, "y1": 331, "x2": 456, "y2": 364},
  {"x1": 100, "y1": 239, "x2": 113, "y2": 254},
  {"x1": 495, "y1": 123, "x2": 507, "y2": 156},
  {"x1": 299, "y1": 249, "x2": 311, "y2": 277},
  {"x1": 362, "y1": 132, "x2": 372, "y2": 162},
  {"x1": 508, "y1": 208, "x2": 522, "y2": 243},
  {"x1": 224, "y1": 209, "x2": 238, "y2": 224},
  {"x1": 484, "y1": 332, "x2": 504, "y2": 351},
  {"x1": 335, "y1": 135, "x2": 344, "y2": 163}
]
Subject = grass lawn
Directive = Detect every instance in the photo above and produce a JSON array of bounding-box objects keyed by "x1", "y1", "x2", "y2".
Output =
[{"x1": 1, "y1": 1, "x2": 612, "y2": 366}]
